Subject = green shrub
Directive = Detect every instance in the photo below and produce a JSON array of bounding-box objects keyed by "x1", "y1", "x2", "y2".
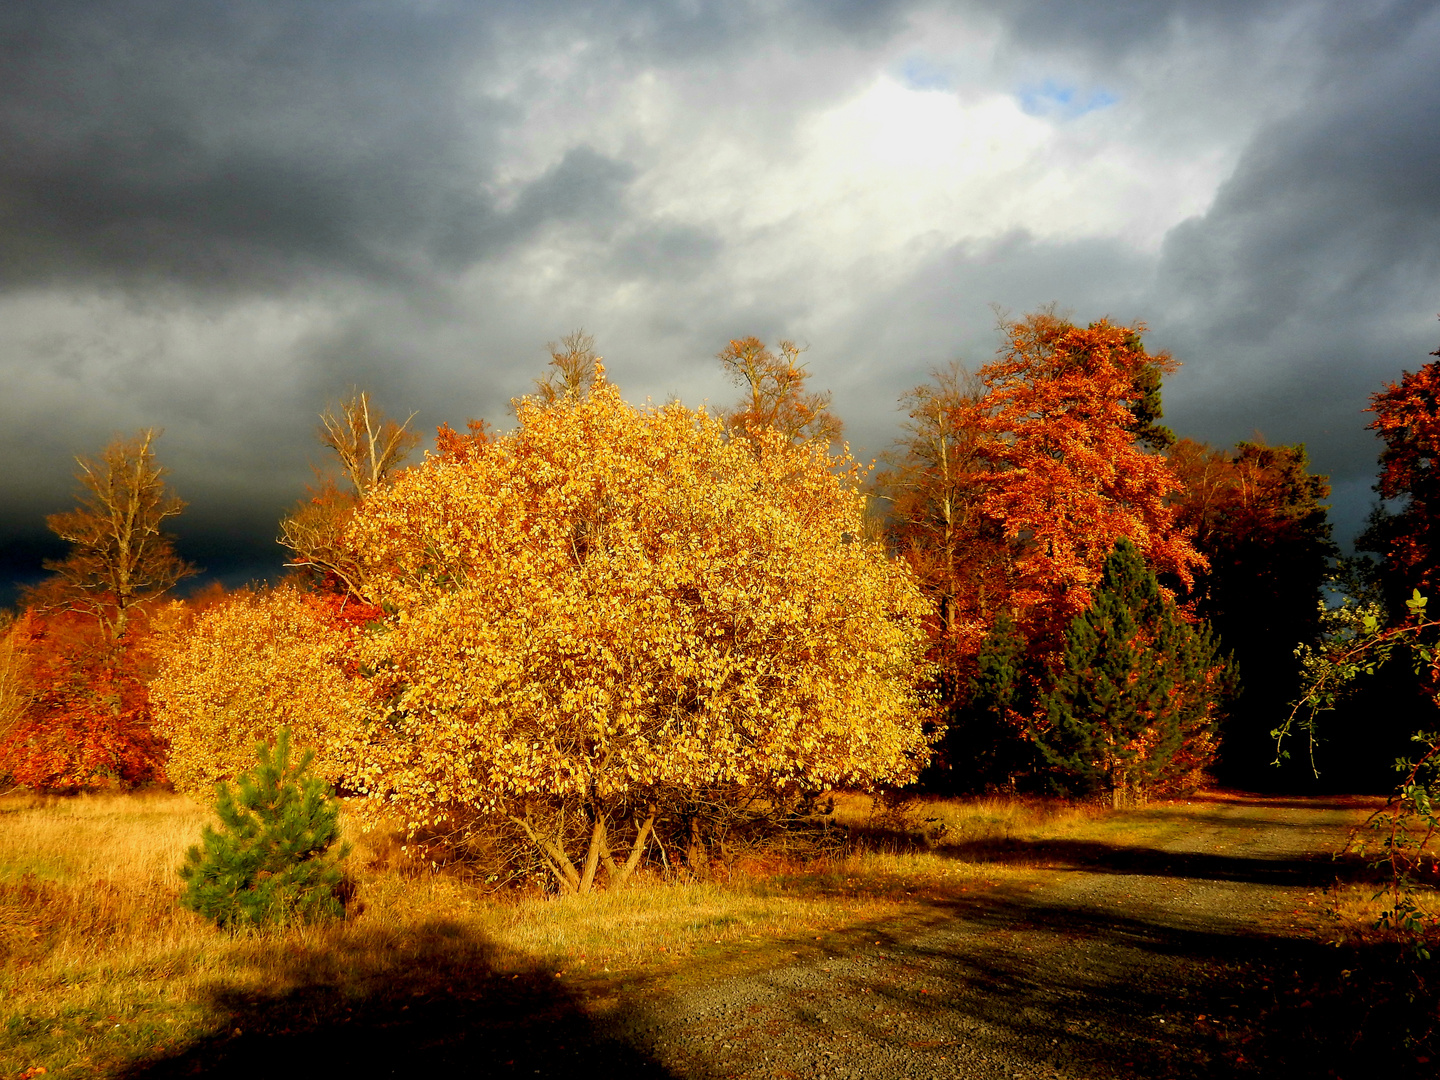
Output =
[{"x1": 178, "y1": 727, "x2": 351, "y2": 928}]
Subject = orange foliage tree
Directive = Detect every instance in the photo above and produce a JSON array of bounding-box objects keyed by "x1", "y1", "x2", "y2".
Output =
[
  {"x1": 343, "y1": 365, "x2": 931, "y2": 892},
  {"x1": 879, "y1": 311, "x2": 1209, "y2": 793},
  {"x1": 1361, "y1": 335, "x2": 1440, "y2": 605},
  {"x1": 0, "y1": 607, "x2": 174, "y2": 791},
  {"x1": 965, "y1": 312, "x2": 1201, "y2": 646},
  {"x1": 717, "y1": 337, "x2": 843, "y2": 445},
  {"x1": 0, "y1": 430, "x2": 194, "y2": 790},
  {"x1": 0, "y1": 614, "x2": 31, "y2": 754},
  {"x1": 883, "y1": 314, "x2": 1198, "y2": 661}
]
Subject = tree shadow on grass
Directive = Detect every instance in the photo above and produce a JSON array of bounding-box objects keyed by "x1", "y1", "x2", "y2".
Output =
[{"x1": 118, "y1": 918, "x2": 674, "y2": 1080}]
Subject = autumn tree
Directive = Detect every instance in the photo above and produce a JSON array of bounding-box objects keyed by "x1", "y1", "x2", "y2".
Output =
[
  {"x1": 0, "y1": 605, "x2": 176, "y2": 791},
  {"x1": 343, "y1": 366, "x2": 931, "y2": 893},
  {"x1": 1037, "y1": 539, "x2": 1232, "y2": 807},
  {"x1": 1359, "y1": 334, "x2": 1440, "y2": 607},
  {"x1": 0, "y1": 614, "x2": 31, "y2": 759},
  {"x1": 877, "y1": 313, "x2": 1201, "y2": 792},
  {"x1": 876, "y1": 363, "x2": 1037, "y2": 791},
  {"x1": 0, "y1": 430, "x2": 193, "y2": 790},
  {"x1": 877, "y1": 362, "x2": 1009, "y2": 664},
  {"x1": 35, "y1": 429, "x2": 195, "y2": 641},
  {"x1": 434, "y1": 418, "x2": 493, "y2": 464},
  {"x1": 1168, "y1": 438, "x2": 1337, "y2": 786},
  {"x1": 964, "y1": 312, "x2": 1201, "y2": 646},
  {"x1": 278, "y1": 391, "x2": 420, "y2": 596},
  {"x1": 151, "y1": 585, "x2": 377, "y2": 798},
  {"x1": 717, "y1": 337, "x2": 843, "y2": 445}
]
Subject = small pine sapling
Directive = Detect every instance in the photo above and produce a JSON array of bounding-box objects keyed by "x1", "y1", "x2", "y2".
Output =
[{"x1": 179, "y1": 727, "x2": 351, "y2": 928}]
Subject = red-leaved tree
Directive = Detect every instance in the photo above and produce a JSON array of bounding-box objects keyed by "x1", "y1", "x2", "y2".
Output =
[
  {"x1": 1361, "y1": 334, "x2": 1440, "y2": 605},
  {"x1": 963, "y1": 311, "x2": 1201, "y2": 648},
  {"x1": 880, "y1": 311, "x2": 1207, "y2": 793},
  {"x1": 0, "y1": 608, "x2": 171, "y2": 791}
]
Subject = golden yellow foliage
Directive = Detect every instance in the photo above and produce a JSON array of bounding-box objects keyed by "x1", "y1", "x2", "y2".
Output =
[
  {"x1": 150, "y1": 587, "x2": 373, "y2": 797},
  {"x1": 345, "y1": 371, "x2": 932, "y2": 888}
]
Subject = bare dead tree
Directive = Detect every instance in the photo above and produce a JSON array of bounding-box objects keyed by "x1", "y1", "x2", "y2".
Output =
[
  {"x1": 527, "y1": 329, "x2": 602, "y2": 406},
  {"x1": 717, "y1": 337, "x2": 843, "y2": 445},
  {"x1": 37, "y1": 429, "x2": 196, "y2": 639},
  {"x1": 279, "y1": 391, "x2": 419, "y2": 596},
  {"x1": 318, "y1": 390, "x2": 421, "y2": 497}
]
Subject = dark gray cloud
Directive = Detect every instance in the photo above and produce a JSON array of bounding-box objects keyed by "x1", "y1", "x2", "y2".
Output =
[
  {"x1": 2, "y1": 0, "x2": 1438, "y2": 604},
  {"x1": 0, "y1": 0, "x2": 899, "y2": 296},
  {"x1": 0, "y1": 2, "x2": 684, "y2": 292},
  {"x1": 1149, "y1": 2, "x2": 1440, "y2": 542},
  {"x1": 0, "y1": 2, "x2": 493, "y2": 288}
]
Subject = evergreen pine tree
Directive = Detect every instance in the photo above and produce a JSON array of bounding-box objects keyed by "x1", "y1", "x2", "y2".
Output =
[
  {"x1": 178, "y1": 727, "x2": 351, "y2": 928},
  {"x1": 1038, "y1": 539, "x2": 1233, "y2": 807},
  {"x1": 930, "y1": 612, "x2": 1038, "y2": 792}
]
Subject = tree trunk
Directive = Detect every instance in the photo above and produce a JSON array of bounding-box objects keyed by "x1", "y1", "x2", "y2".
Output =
[
  {"x1": 511, "y1": 813, "x2": 581, "y2": 894},
  {"x1": 577, "y1": 814, "x2": 607, "y2": 894},
  {"x1": 606, "y1": 813, "x2": 656, "y2": 888},
  {"x1": 687, "y1": 814, "x2": 708, "y2": 878}
]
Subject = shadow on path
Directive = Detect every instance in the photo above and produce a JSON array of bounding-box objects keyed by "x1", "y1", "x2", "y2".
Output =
[
  {"x1": 118, "y1": 919, "x2": 672, "y2": 1080},
  {"x1": 720, "y1": 884, "x2": 1436, "y2": 1079},
  {"x1": 1183, "y1": 791, "x2": 1386, "y2": 812},
  {"x1": 938, "y1": 889, "x2": 1437, "y2": 1079},
  {"x1": 935, "y1": 836, "x2": 1373, "y2": 888}
]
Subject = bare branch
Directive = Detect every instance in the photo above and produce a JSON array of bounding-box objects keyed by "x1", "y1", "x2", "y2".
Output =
[
  {"x1": 37, "y1": 429, "x2": 196, "y2": 638},
  {"x1": 525, "y1": 329, "x2": 603, "y2": 407},
  {"x1": 319, "y1": 391, "x2": 420, "y2": 497}
]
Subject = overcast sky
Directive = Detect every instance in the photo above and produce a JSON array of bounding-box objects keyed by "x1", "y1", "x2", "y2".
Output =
[{"x1": 2, "y1": 0, "x2": 1438, "y2": 603}]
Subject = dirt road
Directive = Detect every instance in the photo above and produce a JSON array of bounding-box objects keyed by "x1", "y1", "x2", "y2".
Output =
[{"x1": 620, "y1": 793, "x2": 1422, "y2": 1080}]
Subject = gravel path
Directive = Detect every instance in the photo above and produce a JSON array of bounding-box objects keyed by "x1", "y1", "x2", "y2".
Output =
[{"x1": 622, "y1": 794, "x2": 1374, "y2": 1080}]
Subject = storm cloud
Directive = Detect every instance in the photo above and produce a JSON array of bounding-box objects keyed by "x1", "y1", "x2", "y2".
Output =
[{"x1": 2, "y1": 0, "x2": 1437, "y2": 601}]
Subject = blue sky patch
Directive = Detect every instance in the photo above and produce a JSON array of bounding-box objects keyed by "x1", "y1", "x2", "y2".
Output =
[
  {"x1": 1017, "y1": 79, "x2": 1118, "y2": 119},
  {"x1": 898, "y1": 55, "x2": 953, "y2": 92}
]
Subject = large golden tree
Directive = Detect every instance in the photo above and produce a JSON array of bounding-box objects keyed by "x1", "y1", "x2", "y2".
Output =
[{"x1": 341, "y1": 367, "x2": 929, "y2": 891}]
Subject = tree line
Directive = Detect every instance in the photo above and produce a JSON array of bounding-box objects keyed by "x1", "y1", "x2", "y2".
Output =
[{"x1": 1, "y1": 311, "x2": 1434, "y2": 886}]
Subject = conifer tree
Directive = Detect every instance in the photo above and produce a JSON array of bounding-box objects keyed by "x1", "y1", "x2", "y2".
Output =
[
  {"x1": 179, "y1": 727, "x2": 350, "y2": 928},
  {"x1": 930, "y1": 612, "x2": 1036, "y2": 792},
  {"x1": 1037, "y1": 539, "x2": 1232, "y2": 807}
]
